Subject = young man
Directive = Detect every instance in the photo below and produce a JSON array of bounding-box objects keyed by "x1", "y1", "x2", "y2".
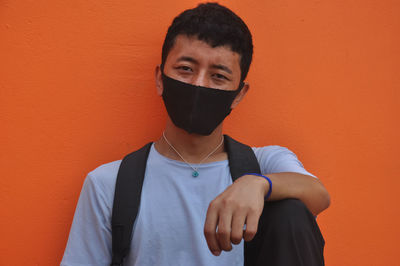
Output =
[{"x1": 61, "y1": 3, "x2": 330, "y2": 266}]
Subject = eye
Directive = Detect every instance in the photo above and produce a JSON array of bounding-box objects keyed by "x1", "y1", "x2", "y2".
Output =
[
  {"x1": 176, "y1": 66, "x2": 193, "y2": 72},
  {"x1": 213, "y1": 73, "x2": 229, "y2": 81}
]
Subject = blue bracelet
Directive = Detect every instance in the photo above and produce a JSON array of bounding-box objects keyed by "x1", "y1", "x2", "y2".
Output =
[{"x1": 244, "y1": 173, "x2": 273, "y2": 201}]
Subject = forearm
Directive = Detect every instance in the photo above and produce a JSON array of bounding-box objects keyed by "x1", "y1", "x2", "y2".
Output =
[
  {"x1": 262, "y1": 172, "x2": 330, "y2": 216},
  {"x1": 204, "y1": 172, "x2": 330, "y2": 253}
]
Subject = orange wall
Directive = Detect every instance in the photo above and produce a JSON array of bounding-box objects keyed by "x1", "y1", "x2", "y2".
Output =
[{"x1": 1, "y1": 1, "x2": 399, "y2": 265}]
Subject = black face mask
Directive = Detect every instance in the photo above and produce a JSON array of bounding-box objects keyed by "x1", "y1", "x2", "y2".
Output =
[{"x1": 161, "y1": 72, "x2": 244, "y2": 135}]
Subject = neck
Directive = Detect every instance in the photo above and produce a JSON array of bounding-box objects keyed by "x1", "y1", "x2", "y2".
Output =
[{"x1": 154, "y1": 119, "x2": 227, "y2": 163}]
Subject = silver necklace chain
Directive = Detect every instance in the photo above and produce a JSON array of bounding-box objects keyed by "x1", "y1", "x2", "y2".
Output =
[{"x1": 162, "y1": 131, "x2": 224, "y2": 177}]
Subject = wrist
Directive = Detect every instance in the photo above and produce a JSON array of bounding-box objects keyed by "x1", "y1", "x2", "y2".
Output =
[{"x1": 244, "y1": 173, "x2": 273, "y2": 200}]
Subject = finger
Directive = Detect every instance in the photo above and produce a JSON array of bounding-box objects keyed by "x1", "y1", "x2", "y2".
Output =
[
  {"x1": 230, "y1": 209, "x2": 247, "y2": 245},
  {"x1": 243, "y1": 210, "x2": 261, "y2": 242},
  {"x1": 204, "y1": 202, "x2": 221, "y2": 256},
  {"x1": 216, "y1": 208, "x2": 233, "y2": 251}
]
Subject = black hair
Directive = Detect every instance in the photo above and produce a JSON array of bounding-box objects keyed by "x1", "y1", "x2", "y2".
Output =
[{"x1": 161, "y1": 2, "x2": 253, "y2": 82}]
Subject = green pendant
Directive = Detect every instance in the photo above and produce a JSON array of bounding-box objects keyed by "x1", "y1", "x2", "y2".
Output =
[{"x1": 192, "y1": 171, "x2": 199, "y2": 177}]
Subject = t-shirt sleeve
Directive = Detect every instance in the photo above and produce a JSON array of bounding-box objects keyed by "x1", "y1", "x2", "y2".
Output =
[
  {"x1": 60, "y1": 173, "x2": 112, "y2": 266},
  {"x1": 252, "y1": 145, "x2": 316, "y2": 177}
]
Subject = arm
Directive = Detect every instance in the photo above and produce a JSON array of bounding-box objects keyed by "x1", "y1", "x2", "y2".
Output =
[
  {"x1": 204, "y1": 173, "x2": 330, "y2": 255},
  {"x1": 204, "y1": 146, "x2": 330, "y2": 256},
  {"x1": 259, "y1": 145, "x2": 330, "y2": 215},
  {"x1": 61, "y1": 174, "x2": 112, "y2": 266},
  {"x1": 261, "y1": 172, "x2": 330, "y2": 216}
]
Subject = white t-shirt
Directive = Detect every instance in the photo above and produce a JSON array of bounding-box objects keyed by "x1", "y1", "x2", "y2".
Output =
[{"x1": 61, "y1": 144, "x2": 314, "y2": 266}]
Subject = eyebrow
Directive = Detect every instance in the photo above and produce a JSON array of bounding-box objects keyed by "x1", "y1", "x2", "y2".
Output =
[{"x1": 176, "y1": 56, "x2": 233, "y2": 74}]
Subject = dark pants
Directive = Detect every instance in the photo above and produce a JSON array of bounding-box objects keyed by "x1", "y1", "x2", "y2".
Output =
[{"x1": 244, "y1": 199, "x2": 325, "y2": 266}]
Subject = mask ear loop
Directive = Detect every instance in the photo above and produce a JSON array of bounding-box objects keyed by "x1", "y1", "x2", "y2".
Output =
[{"x1": 236, "y1": 81, "x2": 246, "y2": 92}]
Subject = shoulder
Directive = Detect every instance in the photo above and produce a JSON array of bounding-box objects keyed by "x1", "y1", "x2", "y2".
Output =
[
  {"x1": 84, "y1": 159, "x2": 122, "y2": 200},
  {"x1": 251, "y1": 145, "x2": 315, "y2": 177},
  {"x1": 251, "y1": 145, "x2": 295, "y2": 159},
  {"x1": 251, "y1": 145, "x2": 299, "y2": 166},
  {"x1": 88, "y1": 159, "x2": 122, "y2": 183}
]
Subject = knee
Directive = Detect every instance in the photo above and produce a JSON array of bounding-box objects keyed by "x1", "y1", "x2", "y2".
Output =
[
  {"x1": 260, "y1": 199, "x2": 315, "y2": 233},
  {"x1": 265, "y1": 198, "x2": 311, "y2": 217},
  {"x1": 248, "y1": 199, "x2": 325, "y2": 265}
]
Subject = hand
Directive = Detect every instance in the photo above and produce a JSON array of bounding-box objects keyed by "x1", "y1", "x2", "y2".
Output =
[{"x1": 203, "y1": 174, "x2": 269, "y2": 256}]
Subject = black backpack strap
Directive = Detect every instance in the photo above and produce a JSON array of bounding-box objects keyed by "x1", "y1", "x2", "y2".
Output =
[
  {"x1": 224, "y1": 134, "x2": 261, "y2": 181},
  {"x1": 110, "y1": 142, "x2": 153, "y2": 266}
]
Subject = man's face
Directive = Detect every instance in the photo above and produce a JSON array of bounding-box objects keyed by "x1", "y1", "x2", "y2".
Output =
[{"x1": 161, "y1": 34, "x2": 242, "y2": 92}]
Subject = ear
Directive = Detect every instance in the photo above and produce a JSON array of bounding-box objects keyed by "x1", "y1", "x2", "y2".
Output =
[
  {"x1": 231, "y1": 82, "x2": 250, "y2": 109},
  {"x1": 155, "y1": 64, "x2": 163, "y2": 96}
]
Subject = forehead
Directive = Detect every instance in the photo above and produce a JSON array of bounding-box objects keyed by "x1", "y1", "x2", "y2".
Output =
[{"x1": 166, "y1": 35, "x2": 241, "y2": 71}]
